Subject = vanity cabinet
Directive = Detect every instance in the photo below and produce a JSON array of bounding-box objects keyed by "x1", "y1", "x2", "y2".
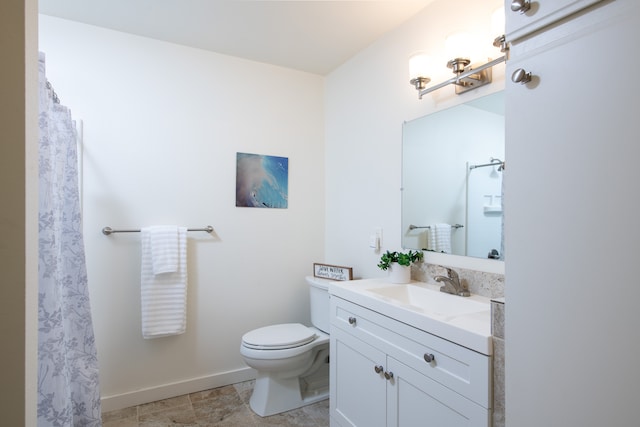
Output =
[{"x1": 329, "y1": 297, "x2": 491, "y2": 427}]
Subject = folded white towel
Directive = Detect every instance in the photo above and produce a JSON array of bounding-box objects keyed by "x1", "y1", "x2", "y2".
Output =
[
  {"x1": 141, "y1": 226, "x2": 188, "y2": 339},
  {"x1": 427, "y1": 226, "x2": 436, "y2": 252},
  {"x1": 434, "y1": 223, "x2": 452, "y2": 254},
  {"x1": 150, "y1": 225, "x2": 179, "y2": 274}
]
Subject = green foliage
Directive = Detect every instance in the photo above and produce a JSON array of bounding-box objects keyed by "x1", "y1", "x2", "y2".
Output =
[{"x1": 377, "y1": 250, "x2": 424, "y2": 271}]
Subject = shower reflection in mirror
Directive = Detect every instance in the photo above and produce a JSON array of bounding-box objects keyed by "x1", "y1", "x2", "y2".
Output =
[{"x1": 467, "y1": 157, "x2": 504, "y2": 259}]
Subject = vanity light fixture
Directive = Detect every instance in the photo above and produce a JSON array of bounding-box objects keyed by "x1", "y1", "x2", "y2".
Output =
[
  {"x1": 410, "y1": 39, "x2": 507, "y2": 98},
  {"x1": 410, "y1": 8, "x2": 509, "y2": 99}
]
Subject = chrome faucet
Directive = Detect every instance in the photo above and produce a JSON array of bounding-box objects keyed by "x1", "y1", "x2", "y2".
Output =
[{"x1": 434, "y1": 267, "x2": 470, "y2": 297}]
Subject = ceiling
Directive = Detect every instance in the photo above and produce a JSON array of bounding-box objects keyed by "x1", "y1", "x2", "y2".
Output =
[{"x1": 38, "y1": 0, "x2": 435, "y2": 76}]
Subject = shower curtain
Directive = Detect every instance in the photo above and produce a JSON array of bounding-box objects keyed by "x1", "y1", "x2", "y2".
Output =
[{"x1": 37, "y1": 53, "x2": 102, "y2": 426}]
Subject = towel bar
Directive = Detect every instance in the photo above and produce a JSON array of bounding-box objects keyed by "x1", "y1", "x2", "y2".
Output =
[
  {"x1": 408, "y1": 224, "x2": 464, "y2": 230},
  {"x1": 102, "y1": 225, "x2": 214, "y2": 235}
]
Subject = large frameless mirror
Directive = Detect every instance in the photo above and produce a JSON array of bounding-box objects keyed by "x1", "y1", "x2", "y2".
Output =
[{"x1": 402, "y1": 91, "x2": 504, "y2": 260}]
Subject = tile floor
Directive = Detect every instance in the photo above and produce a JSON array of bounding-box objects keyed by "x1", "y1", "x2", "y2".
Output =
[{"x1": 102, "y1": 380, "x2": 330, "y2": 427}]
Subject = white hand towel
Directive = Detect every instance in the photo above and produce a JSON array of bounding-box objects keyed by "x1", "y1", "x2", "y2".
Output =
[
  {"x1": 434, "y1": 223, "x2": 452, "y2": 254},
  {"x1": 141, "y1": 226, "x2": 188, "y2": 339},
  {"x1": 427, "y1": 226, "x2": 436, "y2": 252},
  {"x1": 150, "y1": 225, "x2": 180, "y2": 274}
]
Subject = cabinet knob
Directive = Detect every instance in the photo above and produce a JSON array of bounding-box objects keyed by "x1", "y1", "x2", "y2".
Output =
[
  {"x1": 374, "y1": 365, "x2": 384, "y2": 374},
  {"x1": 511, "y1": 68, "x2": 533, "y2": 84},
  {"x1": 384, "y1": 371, "x2": 394, "y2": 380},
  {"x1": 348, "y1": 316, "x2": 357, "y2": 325},
  {"x1": 510, "y1": 0, "x2": 531, "y2": 14},
  {"x1": 423, "y1": 353, "x2": 435, "y2": 363}
]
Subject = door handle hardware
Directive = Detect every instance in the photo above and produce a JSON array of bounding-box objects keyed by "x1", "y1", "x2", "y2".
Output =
[
  {"x1": 512, "y1": 68, "x2": 532, "y2": 85},
  {"x1": 511, "y1": 0, "x2": 531, "y2": 14}
]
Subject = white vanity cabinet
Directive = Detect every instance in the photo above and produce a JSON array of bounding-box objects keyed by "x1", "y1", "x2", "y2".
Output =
[{"x1": 330, "y1": 296, "x2": 492, "y2": 427}]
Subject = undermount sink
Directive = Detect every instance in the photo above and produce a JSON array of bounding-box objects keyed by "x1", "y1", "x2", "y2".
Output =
[{"x1": 366, "y1": 284, "x2": 489, "y2": 320}]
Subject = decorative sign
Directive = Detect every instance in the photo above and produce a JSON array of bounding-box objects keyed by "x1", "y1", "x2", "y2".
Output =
[{"x1": 313, "y1": 263, "x2": 353, "y2": 281}]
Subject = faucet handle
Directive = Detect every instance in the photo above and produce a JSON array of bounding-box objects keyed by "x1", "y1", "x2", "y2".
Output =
[
  {"x1": 445, "y1": 267, "x2": 459, "y2": 280},
  {"x1": 441, "y1": 267, "x2": 470, "y2": 297}
]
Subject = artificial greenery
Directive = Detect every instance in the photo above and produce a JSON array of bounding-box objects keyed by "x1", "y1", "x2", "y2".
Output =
[{"x1": 377, "y1": 250, "x2": 424, "y2": 271}]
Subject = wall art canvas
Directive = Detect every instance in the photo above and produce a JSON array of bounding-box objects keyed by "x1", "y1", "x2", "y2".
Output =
[{"x1": 236, "y1": 152, "x2": 289, "y2": 208}]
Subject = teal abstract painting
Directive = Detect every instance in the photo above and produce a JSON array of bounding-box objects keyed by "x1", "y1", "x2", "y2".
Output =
[{"x1": 236, "y1": 152, "x2": 289, "y2": 208}]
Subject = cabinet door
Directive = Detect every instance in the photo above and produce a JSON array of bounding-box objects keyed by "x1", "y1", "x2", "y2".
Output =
[
  {"x1": 386, "y1": 358, "x2": 490, "y2": 427},
  {"x1": 330, "y1": 327, "x2": 387, "y2": 427},
  {"x1": 505, "y1": 0, "x2": 604, "y2": 41}
]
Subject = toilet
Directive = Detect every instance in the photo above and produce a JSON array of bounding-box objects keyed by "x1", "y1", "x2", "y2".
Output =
[{"x1": 240, "y1": 276, "x2": 332, "y2": 417}]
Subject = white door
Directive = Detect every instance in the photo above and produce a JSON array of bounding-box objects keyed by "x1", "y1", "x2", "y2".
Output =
[{"x1": 505, "y1": 2, "x2": 640, "y2": 425}]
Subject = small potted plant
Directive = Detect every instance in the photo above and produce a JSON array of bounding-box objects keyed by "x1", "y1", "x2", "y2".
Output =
[{"x1": 377, "y1": 250, "x2": 423, "y2": 284}]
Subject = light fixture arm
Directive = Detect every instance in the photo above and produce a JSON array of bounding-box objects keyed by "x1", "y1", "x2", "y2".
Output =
[{"x1": 416, "y1": 55, "x2": 506, "y2": 99}]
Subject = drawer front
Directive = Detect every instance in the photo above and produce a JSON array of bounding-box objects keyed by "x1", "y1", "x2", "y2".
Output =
[
  {"x1": 505, "y1": 0, "x2": 604, "y2": 42},
  {"x1": 331, "y1": 297, "x2": 491, "y2": 408}
]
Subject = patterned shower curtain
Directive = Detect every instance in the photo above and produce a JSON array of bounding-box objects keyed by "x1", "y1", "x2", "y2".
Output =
[{"x1": 37, "y1": 53, "x2": 102, "y2": 426}]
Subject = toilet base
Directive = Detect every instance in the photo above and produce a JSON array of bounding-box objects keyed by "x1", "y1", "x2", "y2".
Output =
[{"x1": 249, "y1": 352, "x2": 329, "y2": 417}]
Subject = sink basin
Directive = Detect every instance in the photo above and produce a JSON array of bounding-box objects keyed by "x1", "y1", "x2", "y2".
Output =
[
  {"x1": 328, "y1": 278, "x2": 493, "y2": 354},
  {"x1": 366, "y1": 284, "x2": 488, "y2": 320}
]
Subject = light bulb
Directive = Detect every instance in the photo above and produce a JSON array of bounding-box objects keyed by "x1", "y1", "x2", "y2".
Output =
[
  {"x1": 445, "y1": 32, "x2": 473, "y2": 61},
  {"x1": 408, "y1": 52, "x2": 431, "y2": 81}
]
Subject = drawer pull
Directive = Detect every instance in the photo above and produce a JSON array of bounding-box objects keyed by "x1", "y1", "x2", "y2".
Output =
[
  {"x1": 510, "y1": 0, "x2": 531, "y2": 14},
  {"x1": 374, "y1": 365, "x2": 384, "y2": 374},
  {"x1": 512, "y1": 68, "x2": 532, "y2": 85},
  {"x1": 423, "y1": 353, "x2": 435, "y2": 363},
  {"x1": 384, "y1": 371, "x2": 394, "y2": 380},
  {"x1": 348, "y1": 316, "x2": 357, "y2": 325}
]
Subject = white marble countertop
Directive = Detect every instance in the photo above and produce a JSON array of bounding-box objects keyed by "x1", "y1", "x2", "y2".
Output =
[{"x1": 329, "y1": 278, "x2": 493, "y2": 355}]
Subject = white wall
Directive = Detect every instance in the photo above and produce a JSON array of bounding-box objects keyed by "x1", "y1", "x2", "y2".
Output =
[
  {"x1": 325, "y1": 0, "x2": 504, "y2": 279},
  {"x1": 39, "y1": 15, "x2": 325, "y2": 410}
]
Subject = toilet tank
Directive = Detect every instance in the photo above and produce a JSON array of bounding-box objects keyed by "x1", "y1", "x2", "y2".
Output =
[{"x1": 306, "y1": 276, "x2": 332, "y2": 334}]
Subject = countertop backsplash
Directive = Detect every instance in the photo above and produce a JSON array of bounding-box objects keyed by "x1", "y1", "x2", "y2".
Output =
[{"x1": 411, "y1": 262, "x2": 505, "y2": 299}]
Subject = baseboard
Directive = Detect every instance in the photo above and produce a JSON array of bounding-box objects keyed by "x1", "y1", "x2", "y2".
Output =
[{"x1": 100, "y1": 367, "x2": 256, "y2": 413}]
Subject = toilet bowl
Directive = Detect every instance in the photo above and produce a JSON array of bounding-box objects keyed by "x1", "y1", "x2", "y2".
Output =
[{"x1": 240, "y1": 276, "x2": 333, "y2": 417}]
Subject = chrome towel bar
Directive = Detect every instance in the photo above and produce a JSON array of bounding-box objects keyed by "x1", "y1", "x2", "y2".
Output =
[
  {"x1": 408, "y1": 224, "x2": 464, "y2": 230},
  {"x1": 102, "y1": 225, "x2": 214, "y2": 235}
]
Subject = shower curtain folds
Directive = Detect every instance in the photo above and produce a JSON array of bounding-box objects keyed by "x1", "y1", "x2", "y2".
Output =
[{"x1": 37, "y1": 52, "x2": 102, "y2": 427}]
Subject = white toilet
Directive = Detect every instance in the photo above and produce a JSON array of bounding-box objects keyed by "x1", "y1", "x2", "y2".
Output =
[{"x1": 240, "y1": 276, "x2": 332, "y2": 417}]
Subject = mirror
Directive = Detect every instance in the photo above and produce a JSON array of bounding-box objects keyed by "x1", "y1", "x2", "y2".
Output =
[{"x1": 402, "y1": 91, "x2": 504, "y2": 260}]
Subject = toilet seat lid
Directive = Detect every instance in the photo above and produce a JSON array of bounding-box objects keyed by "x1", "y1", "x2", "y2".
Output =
[{"x1": 242, "y1": 323, "x2": 316, "y2": 350}]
